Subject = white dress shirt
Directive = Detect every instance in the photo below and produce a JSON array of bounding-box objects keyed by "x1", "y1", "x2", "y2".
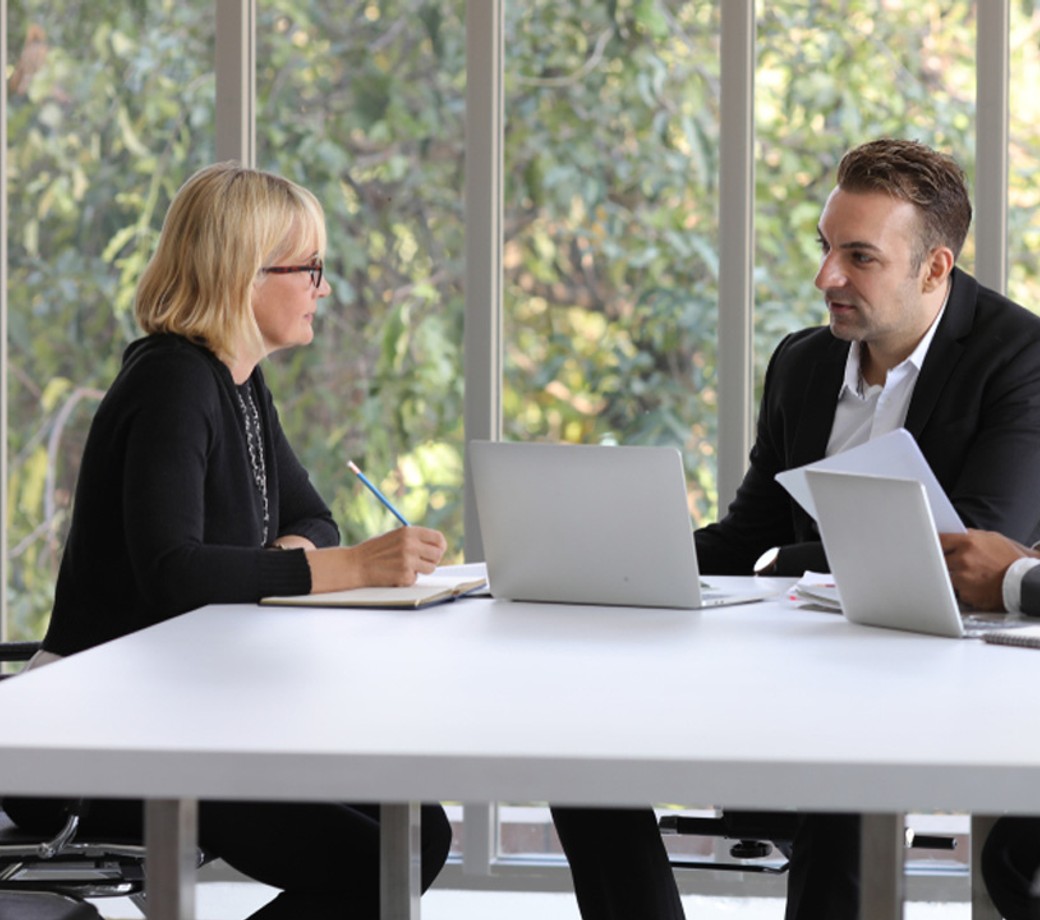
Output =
[
  {"x1": 825, "y1": 299, "x2": 947, "y2": 458},
  {"x1": 1003, "y1": 556, "x2": 1040, "y2": 614}
]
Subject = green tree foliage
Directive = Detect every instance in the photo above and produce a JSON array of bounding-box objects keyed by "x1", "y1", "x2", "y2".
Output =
[
  {"x1": 7, "y1": 1, "x2": 1040, "y2": 638},
  {"x1": 254, "y1": 1, "x2": 468, "y2": 548},
  {"x1": 755, "y1": 0, "x2": 978, "y2": 360},
  {"x1": 6, "y1": 0, "x2": 215, "y2": 637},
  {"x1": 503, "y1": 1, "x2": 722, "y2": 519}
]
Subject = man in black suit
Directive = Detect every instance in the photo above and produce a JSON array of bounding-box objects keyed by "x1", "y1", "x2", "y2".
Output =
[
  {"x1": 552, "y1": 138, "x2": 1040, "y2": 920},
  {"x1": 941, "y1": 531, "x2": 1040, "y2": 920}
]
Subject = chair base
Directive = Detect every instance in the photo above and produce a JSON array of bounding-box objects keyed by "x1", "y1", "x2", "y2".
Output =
[{"x1": 0, "y1": 890, "x2": 102, "y2": 920}]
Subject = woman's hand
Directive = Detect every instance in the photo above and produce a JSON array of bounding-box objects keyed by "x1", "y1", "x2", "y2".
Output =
[{"x1": 306, "y1": 527, "x2": 448, "y2": 593}]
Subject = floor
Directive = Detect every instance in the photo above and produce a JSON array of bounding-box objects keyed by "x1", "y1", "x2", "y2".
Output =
[{"x1": 91, "y1": 884, "x2": 975, "y2": 919}]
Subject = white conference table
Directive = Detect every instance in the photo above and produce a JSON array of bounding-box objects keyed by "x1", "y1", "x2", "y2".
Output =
[{"x1": 0, "y1": 571, "x2": 1038, "y2": 920}]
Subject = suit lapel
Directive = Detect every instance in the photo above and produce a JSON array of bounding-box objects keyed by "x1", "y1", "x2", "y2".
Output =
[
  {"x1": 904, "y1": 267, "x2": 974, "y2": 437},
  {"x1": 790, "y1": 342, "x2": 847, "y2": 468}
]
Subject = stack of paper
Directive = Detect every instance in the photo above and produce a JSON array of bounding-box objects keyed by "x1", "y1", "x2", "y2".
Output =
[{"x1": 791, "y1": 572, "x2": 842, "y2": 612}]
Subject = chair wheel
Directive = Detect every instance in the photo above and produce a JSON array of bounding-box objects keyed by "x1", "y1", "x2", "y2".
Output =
[{"x1": 730, "y1": 839, "x2": 772, "y2": 859}]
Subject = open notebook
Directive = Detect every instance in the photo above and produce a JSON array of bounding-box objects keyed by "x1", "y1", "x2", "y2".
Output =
[
  {"x1": 983, "y1": 624, "x2": 1040, "y2": 648},
  {"x1": 262, "y1": 567, "x2": 488, "y2": 610}
]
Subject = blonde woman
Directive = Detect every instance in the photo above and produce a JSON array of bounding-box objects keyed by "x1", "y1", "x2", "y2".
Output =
[{"x1": 4, "y1": 163, "x2": 451, "y2": 919}]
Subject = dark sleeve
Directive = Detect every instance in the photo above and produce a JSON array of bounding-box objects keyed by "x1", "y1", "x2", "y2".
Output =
[
  {"x1": 941, "y1": 329, "x2": 1040, "y2": 545},
  {"x1": 694, "y1": 333, "x2": 810, "y2": 575},
  {"x1": 1020, "y1": 565, "x2": 1040, "y2": 617},
  {"x1": 119, "y1": 361, "x2": 313, "y2": 615}
]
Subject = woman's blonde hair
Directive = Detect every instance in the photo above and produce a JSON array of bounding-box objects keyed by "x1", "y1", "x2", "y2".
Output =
[{"x1": 135, "y1": 162, "x2": 327, "y2": 363}]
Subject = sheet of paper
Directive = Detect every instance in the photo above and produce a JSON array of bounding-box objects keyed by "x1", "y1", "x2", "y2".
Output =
[{"x1": 775, "y1": 428, "x2": 965, "y2": 534}]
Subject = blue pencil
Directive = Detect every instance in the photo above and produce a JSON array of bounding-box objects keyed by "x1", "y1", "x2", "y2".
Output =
[{"x1": 347, "y1": 460, "x2": 411, "y2": 526}]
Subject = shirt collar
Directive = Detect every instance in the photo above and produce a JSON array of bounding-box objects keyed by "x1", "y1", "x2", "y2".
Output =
[{"x1": 836, "y1": 286, "x2": 951, "y2": 398}]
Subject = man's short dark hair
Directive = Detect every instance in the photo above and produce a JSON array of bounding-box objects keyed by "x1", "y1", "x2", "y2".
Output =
[{"x1": 836, "y1": 138, "x2": 972, "y2": 267}]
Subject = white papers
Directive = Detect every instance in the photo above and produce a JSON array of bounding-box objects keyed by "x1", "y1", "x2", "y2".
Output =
[
  {"x1": 775, "y1": 428, "x2": 965, "y2": 534},
  {"x1": 791, "y1": 571, "x2": 842, "y2": 611}
]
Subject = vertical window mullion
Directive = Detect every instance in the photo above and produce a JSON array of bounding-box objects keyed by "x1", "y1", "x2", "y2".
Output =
[
  {"x1": 463, "y1": 0, "x2": 503, "y2": 563},
  {"x1": 975, "y1": 0, "x2": 1009, "y2": 294},
  {"x1": 717, "y1": 0, "x2": 756, "y2": 511},
  {"x1": 971, "y1": 7, "x2": 1008, "y2": 906},
  {"x1": 215, "y1": 0, "x2": 256, "y2": 167},
  {"x1": 460, "y1": 0, "x2": 504, "y2": 876}
]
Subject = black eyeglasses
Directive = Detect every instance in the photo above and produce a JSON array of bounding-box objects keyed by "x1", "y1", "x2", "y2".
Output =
[{"x1": 262, "y1": 260, "x2": 323, "y2": 289}]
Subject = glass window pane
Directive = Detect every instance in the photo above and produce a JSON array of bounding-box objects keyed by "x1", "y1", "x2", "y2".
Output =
[
  {"x1": 755, "y1": 2, "x2": 977, "y2": 384},
  {"x1": 6, "y1": 2, "x2": 215, "y2": 639},
  {"x1": 504, "y1": 0, "x2": 722, "y2": 525},
  {"x1": 1009, "y1": 5, "x2": 1040, "y2": 310},
  {"x1": 255, "y1": 2, "x2": 468, "y2": 553}
]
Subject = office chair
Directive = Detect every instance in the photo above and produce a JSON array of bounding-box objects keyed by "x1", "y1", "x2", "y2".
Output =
[
  {"x1": 0, "y1": 890, "x2": 103, "y2": 920},
  {"x1": 0, "y1": 640, "x2": 153, "y2": 917},
  {"x1": 659, "y1": 809, "x2": 956, "y2": 874}
]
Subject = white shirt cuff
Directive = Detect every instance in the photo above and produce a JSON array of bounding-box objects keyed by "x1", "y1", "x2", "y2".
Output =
[{"x1": 1002, "y1": 557, "x2": 1040, "y2": 613}]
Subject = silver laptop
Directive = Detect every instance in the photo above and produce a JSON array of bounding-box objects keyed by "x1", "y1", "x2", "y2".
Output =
[
  {"x1": 805, "y1": 468, "x2": 1021, "y2": 638},
  {"x1": 468, "y1": 440, "x2": 769, "y2": 609}
]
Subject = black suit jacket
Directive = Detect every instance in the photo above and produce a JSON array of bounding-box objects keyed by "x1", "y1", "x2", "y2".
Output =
[
  {"x1": 1019, "y1": 566, "x2": 1040, "y2": 616},
  {"x1": 696, "y1": 267, "x2": 1040, "y2": 575}
]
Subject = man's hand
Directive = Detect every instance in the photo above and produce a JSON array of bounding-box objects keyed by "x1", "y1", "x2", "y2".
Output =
[{"x1": 939, "y1": 529, "x2": 1036, "y2": 611}]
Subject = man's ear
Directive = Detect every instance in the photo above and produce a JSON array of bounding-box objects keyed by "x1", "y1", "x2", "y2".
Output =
[{"x1": 921, "y1": 246, "x2": 955, "y2": 292}]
